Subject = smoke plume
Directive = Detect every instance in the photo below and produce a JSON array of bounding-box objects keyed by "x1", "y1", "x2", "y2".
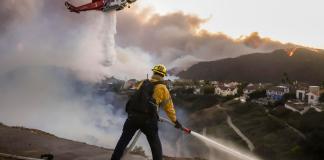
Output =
[
  {"x1": 0, "y1": 0, "x2": 126, "y2": 149},
  {"x1": 116, "y1": 7, "x2": 295, "y2": 72}
]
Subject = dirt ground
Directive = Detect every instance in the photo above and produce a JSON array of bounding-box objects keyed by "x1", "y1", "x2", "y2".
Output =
[{"x1": 0, "y1": 123, "x2": 146, "y2": 160}]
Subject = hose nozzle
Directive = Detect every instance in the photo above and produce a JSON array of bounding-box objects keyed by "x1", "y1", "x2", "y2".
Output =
[{"x1": 182, "y1": 127, "x2": 191, "y2": 134}]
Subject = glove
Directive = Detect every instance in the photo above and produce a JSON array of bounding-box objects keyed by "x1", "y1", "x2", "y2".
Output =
[{"x1": 174, "y1": 120, "x2": 183, "y2": 129}]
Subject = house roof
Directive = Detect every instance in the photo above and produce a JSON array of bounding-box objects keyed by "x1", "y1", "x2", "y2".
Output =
[
  {"x1": 307, "y1": 92, "x2": 319, "y2": 96},
  {"x1": 286, "y1": 100, "x2": 308, "y2": 111},
  {"x1": 244, "y1": 85, "x2": 258, "y2": 91},
  {"x1": 267, "y1": 86, "x2": 288, "y2": 92},
  {"x1": 295, "y1": 82, "x2": 310, "y2": 90},
  {"x1": 217, "y1": 85, "x2": 237, "y2": 91}
]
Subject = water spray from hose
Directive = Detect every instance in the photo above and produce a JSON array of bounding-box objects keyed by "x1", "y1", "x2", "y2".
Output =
[
  {"x1": 121, "y1": 117, "x2": 260, "y2": 160},
  {"x1": 159, "y1": 117, "x2": 260, "y2": 160},
  {"x1": 190, "y1": 132, "x2": 259, "y2": 160}
]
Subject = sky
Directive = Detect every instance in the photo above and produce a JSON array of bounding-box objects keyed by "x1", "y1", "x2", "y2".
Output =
[{"x1": 138, "y1": 0, "x2": 324, "y2": 49}]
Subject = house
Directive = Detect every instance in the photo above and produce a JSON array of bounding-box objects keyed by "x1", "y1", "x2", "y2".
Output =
[
  {"x1": 165, "y1": 80, "x2": 173, "y2": 90},
  {"x1": 210, "y1": 81, "x2": 219, "y2": 86},
  {"x1": 243, "y1": 84, "x2": 257, "y2": 95},
  {"x1": 266, "y1": 86, "x2": 290, "y2": 101},
  {"x1": 243, "y1": 83, "x2": 265, "y2": 95},
  {"x1": 123, "y1": 79, "x2": 137, "y2": 90},
  {"x1": 224, "y1": 82, "x2": 240, "y2": 88},
  {"x1": 296, "y1": 86, "x2": 321, "y2": 105},
  {"x1": 193, "y1": 87, "x2": 203, "y2": 95},
  {"x1": 307, "y1": 86, "x2": 321, "y2": 105},
  {"x1": 215, "y1": 85, "x2": 238, "y2": 97},
  {"x1": 284, "y1": 100, "x2": 311, "y2": 115},
  {"x1": 184, "y1": 85, "x2": 196, "y2": 90}
]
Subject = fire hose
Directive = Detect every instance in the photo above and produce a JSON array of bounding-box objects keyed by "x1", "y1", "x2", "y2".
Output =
[{"x1": 159, "y1": 117, "x2": 191, "y2": 134}]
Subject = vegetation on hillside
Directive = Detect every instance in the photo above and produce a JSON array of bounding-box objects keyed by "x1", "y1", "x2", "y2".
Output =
[
  {"x1": 178, "y1": 49, "x2": 324, "y2": 83},
  {"x1": 320, "y1": 93, "x2": 324, "y2": 102}
]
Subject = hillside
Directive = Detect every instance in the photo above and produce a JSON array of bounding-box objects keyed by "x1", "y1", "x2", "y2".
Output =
[
  {"x1": 0, "y1": 123, "x2": 205, "y2": 160},
  {"x1": 0, "y1": 123, "x2": 147, "y2": 160},
  {"x1": 178, "y1": 48, "x2": 324, "y2": 83},
  {"x1": 183, "y1": 99, "x2": 324, "y2": 160}
]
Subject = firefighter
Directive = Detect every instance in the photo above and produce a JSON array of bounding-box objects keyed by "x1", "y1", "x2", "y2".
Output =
[{"x1": 111, "y1": 64, "x2": 183, "y2": 160}]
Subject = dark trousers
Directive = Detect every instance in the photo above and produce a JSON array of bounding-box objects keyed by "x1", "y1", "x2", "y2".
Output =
[{"x1": 111, "y1": 115, "x2": 162, "y2": 160}]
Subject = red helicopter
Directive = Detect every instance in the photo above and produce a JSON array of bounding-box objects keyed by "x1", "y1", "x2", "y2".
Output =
[{"x1": 65, "y1": 0, "x2": 137, "y2": 13}]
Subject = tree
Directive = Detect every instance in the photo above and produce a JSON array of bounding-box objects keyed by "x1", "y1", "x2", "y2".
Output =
[
  {"x1": 281, "y1": 72, "x2": 293, "y2": 85},
  {"x1": 321, "y1": 81, "x2": 324, "y2": 89},
  {"x1": 273, "y1": 93, "x2": 296, "y2": 106},
  {"x1": 320, "y1": 93, "x2": 324, "y2": 103},
  {"x1": 249, "y1": 89, "x2": 266, "y2": 99},
  {"x1": 203, "y1": 86, "x2": 215, "y2": 95},
  {"x1": 237, "y1": 82, "x2": 248, "y2": 96}
]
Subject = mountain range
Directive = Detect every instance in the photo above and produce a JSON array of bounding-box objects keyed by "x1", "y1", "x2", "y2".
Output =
[{"x1": 178, "y1": 48, "x2": 324, "y2": 84}]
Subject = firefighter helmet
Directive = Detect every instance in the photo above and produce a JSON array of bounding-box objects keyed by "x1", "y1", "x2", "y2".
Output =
[{"x1": 152, "y1": 64, "x2": 167, "y2": 77}]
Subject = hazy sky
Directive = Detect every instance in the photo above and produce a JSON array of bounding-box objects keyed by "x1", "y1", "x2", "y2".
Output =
[{"x1": 138, "y1": 0, "x2": 324, "y2": 49}]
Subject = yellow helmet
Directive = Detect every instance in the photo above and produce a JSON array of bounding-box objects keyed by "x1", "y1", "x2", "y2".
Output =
[{"x1": 152, "y1": 64, "x2": 167, "y2": 77}]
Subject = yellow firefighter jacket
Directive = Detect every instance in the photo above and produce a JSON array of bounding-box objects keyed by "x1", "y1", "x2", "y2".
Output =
[{"x1": 136, "y1": 75, "x2": 177, "y2": 123}]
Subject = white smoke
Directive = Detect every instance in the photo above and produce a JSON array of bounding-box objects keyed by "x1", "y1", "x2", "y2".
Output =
[
  {"x1": 0, "y1": 67, "x2": 125, "y2": 147},
  {"x1": 0, "y1": 0, "x2": 126, "y2": 149}
]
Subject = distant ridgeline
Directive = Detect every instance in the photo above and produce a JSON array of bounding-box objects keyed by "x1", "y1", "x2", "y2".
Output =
[{"x1": 178, "y1": 48, "x2": 324, "y2": 84}]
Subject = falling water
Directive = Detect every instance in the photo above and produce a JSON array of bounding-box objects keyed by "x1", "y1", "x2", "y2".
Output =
[
  {"x1": 191, "y1": 131, "x2": 260, "y2": 160},
  {"x1": 101, "y1": 11, "x2": 117, "y2": 66}
]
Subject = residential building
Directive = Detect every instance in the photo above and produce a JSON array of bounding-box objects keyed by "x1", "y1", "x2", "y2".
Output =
[
  {"x1": 215, "y1": 85, "x2": 238, "y2": 97},
  {"x1": 243, "y1": 84, "x2": 257, "y2": 95},
  {"x1": 296, "y1": 86, "x2": 321, "y2": 105},
  {"x1": 165, "y1": 80, "x2": 173, "y2": 90},
  {"x1": 266, "y1": 86, "x2": 290, "y2": 101},
  {"x1": 210, "y1": 81, "x2": 219, "y2": 86},
  {"x1": 285, "y1": 100, "x2": 311, "y2": 115},
  {"x1": 123, "y1": 79, "x2": 137, "y2": 90},
  {"x1": 307, "y1": 86, "x2": 321, "y2": 105},
  {"x1": 224, "y1": 82, "x2": 240, "y2": 88},
  {"x1": 193, "y1": 88, "x2": 203, "y2": 95}
]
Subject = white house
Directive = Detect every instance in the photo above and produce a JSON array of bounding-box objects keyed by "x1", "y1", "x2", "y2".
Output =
[
  {"x1": 296, "y1": 89, "x2": 307, "y2": 101},
  {"x1": 215, "y1": 85, "x2": 238, "y2": 97},
  {"x1": 210, "y1": 81, "x2": 219, "y2": 86},
  {"x1": 224, "y1": 82, "x2": 240, "y2": 88},
  {"x1": 243, "y1": 83, "x2": 260, "y2": 95},
  {"x1": 307, "y1": 86, "x2": 321, "y2": 105},
  {"x1": 194, "y1": 87, "x2": 203, "y2": 95},
  {"x1": 296, "y1": 86, "x2": 321, "y2": 105},
  {"x1": 266, "y1": 86, "x2": 290, "y2": 101}
]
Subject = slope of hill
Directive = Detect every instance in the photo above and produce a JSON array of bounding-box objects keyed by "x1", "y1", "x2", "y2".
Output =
[
  {"x1": 0, "y1": 123, "x2": 205, "y2": 160},
  {"x1": 183, "y1": 99, "x2": 324, "y2": 160},
  {"x1": 0, "y1": 123, "x2": 146, "y2": 160},
  {"x1": 178, "y1": 48, "x2": 324, "y2": 83}
]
